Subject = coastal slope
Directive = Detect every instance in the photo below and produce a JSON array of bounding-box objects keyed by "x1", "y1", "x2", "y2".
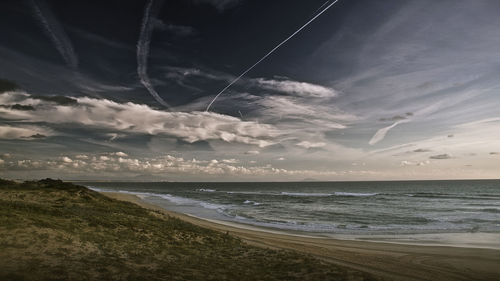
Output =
[{"x1": 0, "y1": 179, "x2": 377, "y2": 281}]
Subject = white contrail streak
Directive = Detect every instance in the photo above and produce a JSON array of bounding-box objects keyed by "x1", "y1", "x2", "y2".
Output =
[
  {"x1": 30, "y1": 0, "x2": 78, "y2": 69},
  {"x1": 205, "y1": 0, "x2": 341, "y2": 111},
  {"x1": 314, "y1": 0, "x2": 332, "y2": 14},
  {"x1": 137, "y1": 0, "x2": 171, "y2": 108}
]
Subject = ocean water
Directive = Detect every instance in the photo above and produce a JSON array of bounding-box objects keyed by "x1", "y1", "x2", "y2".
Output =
[{"x1": 83, "y1": 180, "x2": 500, "y2": 235}]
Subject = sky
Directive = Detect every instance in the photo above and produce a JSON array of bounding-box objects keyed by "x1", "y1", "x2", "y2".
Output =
[{"x1": 0, "y1": 0, "x2": 499, "y2": 181}]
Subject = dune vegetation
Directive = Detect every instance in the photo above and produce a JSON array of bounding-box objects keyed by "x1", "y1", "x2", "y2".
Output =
[{"x1": 0, "y1": 179, "x2": 377, "y2": 281}]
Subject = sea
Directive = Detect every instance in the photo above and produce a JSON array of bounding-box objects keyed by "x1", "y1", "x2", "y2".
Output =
[{"x1": 82, "y1": 180, "x2": 500, "y2": 238}]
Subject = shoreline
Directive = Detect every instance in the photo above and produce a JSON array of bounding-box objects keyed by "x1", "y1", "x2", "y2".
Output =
[
  {"x1": 100, "y1": 190, "x2": 500, "y2": 250},
  {"x1": 103, "y1": 191, "x2": 500, "y2": 281}
]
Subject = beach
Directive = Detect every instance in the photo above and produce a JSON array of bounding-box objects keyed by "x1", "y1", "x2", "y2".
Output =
[{"x1": 104, "y1": 191, "x2": 500, "y2": 281}]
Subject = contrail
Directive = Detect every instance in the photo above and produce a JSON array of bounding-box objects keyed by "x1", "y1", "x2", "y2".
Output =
[
  {"x1": 206, "y1": 0, "x2": 341, "y2": 111},
  {"x1": 30, "y1": 0, "x2": 78, "y2": 69},
  {"x1": 314, "y1": 0, "x2": 332, "y2": 14},
  {"x1": 137, "y1": 0, "x2": 171, "y2": 108}
]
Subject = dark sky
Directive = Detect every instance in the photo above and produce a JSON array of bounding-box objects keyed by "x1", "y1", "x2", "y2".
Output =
[{"x1": 1, "y1": 0, "x2": 500, "y2": 180}]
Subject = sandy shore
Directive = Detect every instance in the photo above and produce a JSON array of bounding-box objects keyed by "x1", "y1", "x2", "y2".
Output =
[{"x1": 104, "y1": 192, "x2": 500, "y2": 281}]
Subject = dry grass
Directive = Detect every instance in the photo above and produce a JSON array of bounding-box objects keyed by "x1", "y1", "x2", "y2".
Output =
[{"x1": 0, "y1": 179, "x2": 377, "y2": 281}]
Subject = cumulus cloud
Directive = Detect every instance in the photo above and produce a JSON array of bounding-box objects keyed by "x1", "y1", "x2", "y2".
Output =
[
  {"x1": 253, "y1": 78, "x2": 337, "y2": 98},
  {"x1": 61, "y1": 156, "x2": 73, "y2": 163},
  {"x1": 0, "y1": 153, "x2": 330, "y2": 177},
  {"x1": 245, "y1": 150, "x2": 259, "y2": 155},
  {"x1": 0, "y1": 92, "x2": 277, "y2": 147}
]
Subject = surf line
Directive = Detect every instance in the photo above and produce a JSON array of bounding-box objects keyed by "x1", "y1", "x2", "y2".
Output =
[{"x1": 205, "y1": 0, "x2": 340, "y2": 112}]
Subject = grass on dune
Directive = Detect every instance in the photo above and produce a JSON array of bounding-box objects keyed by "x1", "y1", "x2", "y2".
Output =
[{"x1": 0, "y1": 178, "x2": 378, "y2": 281}]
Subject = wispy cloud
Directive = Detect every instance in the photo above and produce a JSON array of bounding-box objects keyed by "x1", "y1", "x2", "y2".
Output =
[
  {"x1": 252, "y1": 78, "x2": 337, "y2": 98},
  {"x1": 192, "y1": 0, "x2": 242, "y2": 11},
  {"x1": 369, "y1": 120, "x2": 408, "y2": 145},
  {"x1": 30, "y1": 0, "x2": 78, "y2": 69},
  {"x1": 154, "y1": 19, "x2": 195, "y2": 37},
  {"x1": 137, "y1": 0, "x2": 171, "y2": 108},
  {"x1": 0, "y1": 125, "x2": 52, "y2": 140},
  {"x1": 296, "y1": 141, "x2": 326, "y2": 149}
]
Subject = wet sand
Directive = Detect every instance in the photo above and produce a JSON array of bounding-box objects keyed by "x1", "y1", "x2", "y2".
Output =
[{"x1": 104, "y1": 192, "x2": 500, "y2": 281}]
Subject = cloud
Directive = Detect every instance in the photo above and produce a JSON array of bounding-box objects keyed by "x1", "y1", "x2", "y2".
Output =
[
  {"x1": 245, "y1": 150, "x2": 259, "y2": 155},
  {"x1": 0, "y1": 92, "x2": 278, "y2": 147},
  {"x1": 61, "y1": 156, "x2": 73, "y2": 163},
  {"x1": 296, "y1": 141, "x2": 326, "y2": 149},
  {"x1": 369, "y1": 120, "x2": 408, "y2": 145},
  {"x1": 253, "y1": 78, "x2": 337, "y2": 98},
  {"x1": 429, "y1": 154, "x2": 452, "y2": 160},
  {"x1": 1, "y1": 152, "x2": 378, "y2": 180},
  {"x1": 0, "y1": 125, "x2": 52, "y2": 140},
  {"x1": 251, "y1": 94, "x2": 353, "y2": 130},
  {"x1": 400, "y1": 160, "x2": 430, "y2": 166},
  {"x1": 192, "y1": 0, "x2": 242, "y2": 11},
  {"x1": 413, "y1": 148, "x2": 431, "y2": 153},
  {"x1": 154, "y1": 19, "x2": 195, "y2": 36},
  {"x1": 115, "y1": 152, "x2": 128, "y2": 157}
]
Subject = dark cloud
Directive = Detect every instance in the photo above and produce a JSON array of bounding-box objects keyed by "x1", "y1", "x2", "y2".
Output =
[
  {"x1": 413, "y1": 148, "x2": 431, "y2": 153},
  {"x1": 379, "y1": 115, "x2": 408, "y2": 122},
  {"x1": 32, "y1": 95, "x2": 78, "y2": 106},
  {"x1": 0, "y1": 79, "x2": 19, "y2": 93},
  {"x1": 429, "y1": 154, "x2": 452, "y2": 160}
]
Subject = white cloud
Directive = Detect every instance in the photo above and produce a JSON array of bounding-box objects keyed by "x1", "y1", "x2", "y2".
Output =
[
  {"x1": 61, "y1": 156, "x2": 73, "y2": 163},
  {"x1": 369, "y1": 120, "x2": 409, "y2": 145},
  {"x1": 296, "y1": 141, "x2": 326, "y2": 149},
  {"x1": 253, "y1": 78, "x2": 337, "y2": 98},
  {"x1": 0, "y1": 125, "x2": 52, "y2": 140},
  {"x1": 114, "y1": 152, "x2": 128, "y2": 157},
  {"x1": 245, "y1": 150, "x2": 260, "y2": 155},
  {"x1": 400, "y1": 160, "x2": 430, "y2": 166},
  {"x1": 0, "y1": 93, "x2": 278, "y2": 147}
]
